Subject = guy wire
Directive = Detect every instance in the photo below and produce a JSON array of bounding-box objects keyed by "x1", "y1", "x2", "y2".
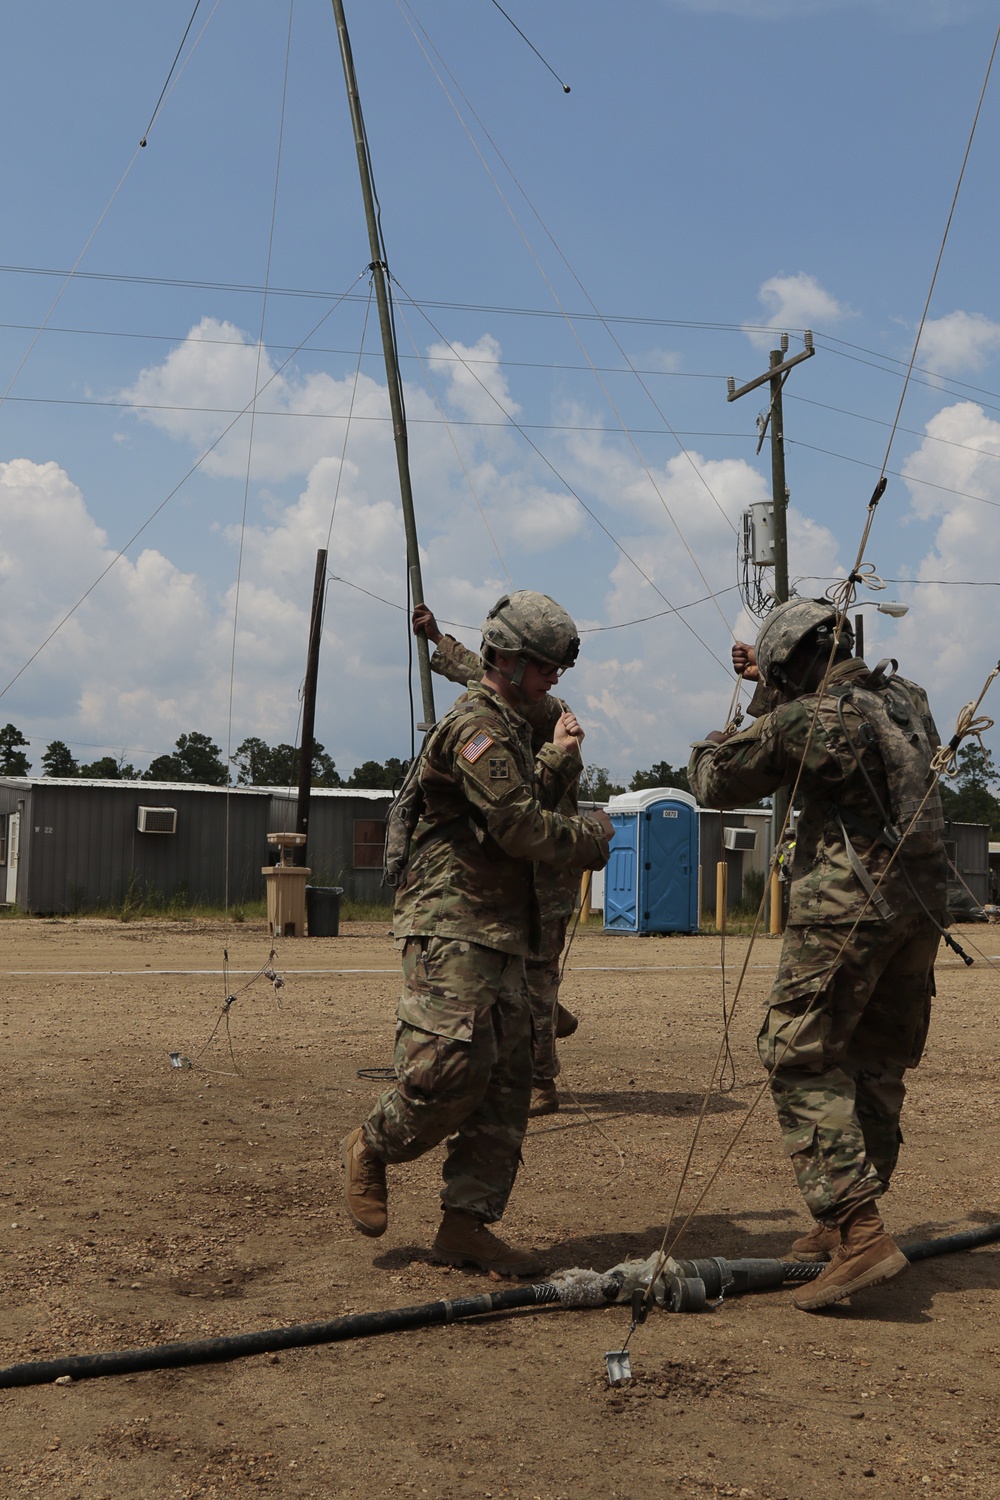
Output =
[
  {"x1": 391, "y1": 273, "x2": 735, "y2": 680},
  {"x1": 0, "y1": 0, "x2": 223, "y2": 421},
  {"x1": 878, "y1": 18, "x2": 1000, "y2": 483},
  {"x1": 0, "y1": 273, "x2": 369, "y2": 707},
  {"x1": 325, "y1": 285, "x2": 374, "y2": 552},
  {"x1": 394, "y1": 2, "x2": 742, "y2": 629},
  {"x1": 391, "y1": 299, "x2": 514, "y2": 586},
  {"x1": 225, "y1": 0, "x2": 296, "y2": 912}
]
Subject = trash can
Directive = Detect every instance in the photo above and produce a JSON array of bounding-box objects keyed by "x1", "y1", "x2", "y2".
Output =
[{"x1": 306, "y1": 885, "x2": 344, "y2": 937}]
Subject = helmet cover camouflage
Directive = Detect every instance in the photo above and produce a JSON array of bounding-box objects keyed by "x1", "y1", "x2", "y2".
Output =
[
  {"x1": 481, "y1": 591, "x2": 580, "y2": 670},
  {"x1": 754, "y1": 597, "x2": 853, "y2": 689}
]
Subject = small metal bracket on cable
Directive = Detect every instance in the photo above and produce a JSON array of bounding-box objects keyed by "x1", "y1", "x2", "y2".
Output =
[
  {"x1": 867, "y1": 476, "x2": 888, "y2": 510},
  {"x1": 604, "y1": 1291, "x2": 649, "y2": 1384}
]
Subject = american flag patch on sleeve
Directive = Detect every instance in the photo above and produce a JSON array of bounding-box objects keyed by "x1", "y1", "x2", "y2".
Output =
[{"x1": 460, "y1": 730, "x2": 494, "y2": 764}]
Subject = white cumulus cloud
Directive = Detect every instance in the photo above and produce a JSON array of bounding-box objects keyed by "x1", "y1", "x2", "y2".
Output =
[
  {"x1": 917, "y1": 311, "x2": 1000, "y2": 378},
  {"x1": 744, "y1": 273, "x2": 851, "y2": 351}
]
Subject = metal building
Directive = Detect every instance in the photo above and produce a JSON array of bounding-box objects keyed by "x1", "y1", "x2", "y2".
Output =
[
  {"x1": 0, "y1": 778, "x2": 394, "y2": 915},
  {"x1": 0, "y1": 778, "x2": 272, "y2": 914},
  {"x1": 266, "y1": 787, "x2": 393, "y2": 905}
]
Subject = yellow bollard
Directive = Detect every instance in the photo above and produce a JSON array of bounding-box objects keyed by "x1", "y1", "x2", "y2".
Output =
[{"x1": 715, "y1": 860, "x2": 728, "y2": 931}]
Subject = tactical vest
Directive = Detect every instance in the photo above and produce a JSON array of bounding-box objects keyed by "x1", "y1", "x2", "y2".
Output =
[
  {"x1": 836, "y1": 665, "x2": 944, "y2": 858},
  {"x1": 382, "y1": 698, "x2": 494, "y2": 889}
]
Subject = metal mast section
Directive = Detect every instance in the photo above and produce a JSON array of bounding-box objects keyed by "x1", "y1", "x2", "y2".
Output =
[
  {"x1": 727, "y1": 332, "x2": 815, "y2": 932},
  {"x1": 330, "y1": 0, "x2": 436, "y2": 728}
]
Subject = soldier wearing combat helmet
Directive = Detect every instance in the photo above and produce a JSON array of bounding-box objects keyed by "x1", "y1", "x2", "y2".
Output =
[
  {"x1": 689, "y1": 596, "x2": 947, "y2": 1311},
  {"x1": 342, "y1": 590, "x2": 612, "y2": 1277},
  {"x1": 412, "y1": 596, "x2": 585, "y2": 1114}
]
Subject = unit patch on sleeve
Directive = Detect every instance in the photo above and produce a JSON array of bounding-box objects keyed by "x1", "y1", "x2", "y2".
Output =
[
  {"x1": 488, "y1": 756, "x2": 510, "y2": 780},
  {"x1": 460, "y1": 730, "x2": 494, "y2": 764}
]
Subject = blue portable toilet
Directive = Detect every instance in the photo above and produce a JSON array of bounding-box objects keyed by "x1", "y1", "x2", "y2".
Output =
[{"x1": 604, "y1": 787, "x2": 700, "y2": 933}]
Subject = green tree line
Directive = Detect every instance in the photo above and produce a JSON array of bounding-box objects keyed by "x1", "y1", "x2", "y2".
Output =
[{"x1": 3, "y1": 724, "x2": 1000, "y2": 826}]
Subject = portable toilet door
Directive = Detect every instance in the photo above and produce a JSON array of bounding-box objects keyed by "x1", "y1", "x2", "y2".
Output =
[
  {"x1": 605, "y1": 788, "x2": 699, "y2": 934},
  {"x1": 604, "y1": 801, "x2": 640, "y2": 931},
  {"x1": 639, "y1": 789, "x2": 699, "y2": 932}
]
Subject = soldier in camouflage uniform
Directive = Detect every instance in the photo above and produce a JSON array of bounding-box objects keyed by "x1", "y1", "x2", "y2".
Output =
[
  {"x1": 689, "y1": 598, "x2": 947, "y2": 1310},
  {"x1": 413, "y1": 601, "x2": 582, "y2": 1115},
  {"x1": 342, "y1": 592, "x2": 612, "y2": 1277}
]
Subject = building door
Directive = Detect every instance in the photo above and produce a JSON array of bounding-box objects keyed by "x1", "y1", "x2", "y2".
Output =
[
  {"x1": 639, "y1": 802, "x2": 697, "y2": 932},
  {"x1": 6, "y1": 813, "x2": 19, "y2": 905}
]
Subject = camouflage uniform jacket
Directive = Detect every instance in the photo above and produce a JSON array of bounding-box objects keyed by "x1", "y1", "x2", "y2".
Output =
[
  {"x1": 393, "y1": 679, "x2": 609, "y2": 957},
  {"x1": 688, "y1": 657, "x2": 947, "y2": 927},
  {"x1": 430, "y1": 634, "x2": 583, "y2": 958}
]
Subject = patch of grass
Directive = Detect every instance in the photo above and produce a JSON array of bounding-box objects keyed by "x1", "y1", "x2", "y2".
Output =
[{"x1": 340, "y1": 899, "x2": 393, "y2": 923}]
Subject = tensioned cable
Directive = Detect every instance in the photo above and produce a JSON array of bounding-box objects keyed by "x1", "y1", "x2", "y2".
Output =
[
  {"x1": 394, "y1": 0, "x2": 743, "y2": 631},
  {"x1": 140, "y1": 0, "x2": 205, "y2": 143},
  {"x1": 786, "y1": 437, "x2": 1000, "y2": 512},
  {"x1": 7, "y1": 254, "x2": 1000, "y2": 395},
  {"x1": 325, "y1": 286, "x2": 374, "y2": 552},
  {"x1": 326, "y1": 571, "x2": 738, "y2": 631},
  {"x1": 391, "y1": 300, "x2": 514, "y2": 585},
  {"x1": 390, "y1": 275, "x2": 737, "y2": 681},
  {"x1": 487, "y1": 0, "x2": 571, "y2": 93},
  {"x1": 877, "y1": 19, "x2": 1000, "y2": 485},
  {"x1": 0, "y1": 0, "x2": 222, "y2": 418},
  {"x1": 14, "y1": 301, "x2": 1000, "y2": 425},
  {"x1": 12, "y1": 377, "x2": 1000, "y2": 483},
  {"x1": 0, "y1": 274, "x2": 368, "y2": 707},
  {"x1": 622, "y1": 24, "x2": 1000, "y2": 1344},
  {"x1": 788, "y1": 390, "x2": 1000, "y2": 466},
  {"x1": 223, "y1": 0, "x2": 296, "y2": 912}
]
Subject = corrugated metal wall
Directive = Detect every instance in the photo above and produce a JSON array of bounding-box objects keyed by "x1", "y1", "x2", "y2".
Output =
[
  {"x1": 944, "y1": 820, "x2": 990, "y2": 907},
  {"x1": 267, "y1": 789, "x2": 393, "y2": 904},
  {"x1": 3, "y1": 781, "x2": 272, "y2": 913},
  {"x1": 698, "y1": 809, "x2": 774, "y2": 916}
]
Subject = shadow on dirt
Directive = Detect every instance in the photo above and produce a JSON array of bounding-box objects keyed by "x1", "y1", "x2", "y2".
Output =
[{"x1": 534, "y1": 1088, "x2": 746, "y2": 1121}]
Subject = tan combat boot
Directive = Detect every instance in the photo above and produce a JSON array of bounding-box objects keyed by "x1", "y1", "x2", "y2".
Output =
[
  {"x1": 785, "y1": 1220, "x2": 842, "y2": 1263},
  {"x1": 555, "y1": 1003, "x2": 579, "y2": 1038},
  {"x1": 341, "y1": 1127, "x2": 388, "y2": 1237},
  {"x1": 431, "y1": 1208, "x2": 546, "y2": 1278},
  {"x1": 530, "y1": 1080, "x2": 559, "y2": 1116},
  {"x1": 793, "y1": 1202, "x2": 907, "y2": 1311}
]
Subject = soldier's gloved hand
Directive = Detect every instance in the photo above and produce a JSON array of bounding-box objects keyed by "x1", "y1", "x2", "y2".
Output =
[
  {"x1": 732, "y1": 641, "x2": 760, "y2": 681},
  {"x1": 703, "y1": 728, "x2": 733, "y2": 746},
  {"x1": 413, "y1": 602, "x2": 442, "y2": 645},
  {"x1": 553, "y1": 710, "x2": 584, "y2": 755}
]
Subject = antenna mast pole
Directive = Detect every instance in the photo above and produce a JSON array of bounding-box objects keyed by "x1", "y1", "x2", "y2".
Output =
[{"x1": 330, "y1": 0, "x2": 436, "y2": 728}]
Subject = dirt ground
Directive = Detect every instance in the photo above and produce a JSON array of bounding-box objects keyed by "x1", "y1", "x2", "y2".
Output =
[{"x1": 1, "y1": 916, "x2": 999, "y2": 1500}]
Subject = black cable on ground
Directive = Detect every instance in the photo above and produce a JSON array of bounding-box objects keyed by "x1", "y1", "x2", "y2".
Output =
[
  {"x1": 3, "y1": 1224, "x2": 997, "y2": 1389},
  {"x1": 0, "y1": 1284, "x2": 567, "y2": 1389}
]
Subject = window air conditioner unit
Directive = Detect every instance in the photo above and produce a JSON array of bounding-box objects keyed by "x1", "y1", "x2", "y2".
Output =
[
  {"x1": 138, "y1": 806, "x2": 177, "y2": 834},
  {"x1": 723, "y1": 827, "x2": 757, "y2": 852}
]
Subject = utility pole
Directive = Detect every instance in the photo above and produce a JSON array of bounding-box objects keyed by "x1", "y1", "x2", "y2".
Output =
[
  {"x1": 295, "y1": 548, "x2": 328, "y2": 863},
  {"x1": 330, "y1": 0, "x2": 436, "y2": 730},
  {"x1": 728, "y1": 332, "x2": 815, "y2": 931}
]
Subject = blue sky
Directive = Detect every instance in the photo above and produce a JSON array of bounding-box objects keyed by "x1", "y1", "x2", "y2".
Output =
[{"x1": 2, "y1": 0, "x2": 1000, "y2": 782}]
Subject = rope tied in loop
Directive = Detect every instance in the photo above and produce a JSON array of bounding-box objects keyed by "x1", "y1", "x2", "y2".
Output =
[
  {"x1": 931, "y1": 661, "x2": 1000, "y2": 777},
  {"x1": 826, "y1": 563, "x2": 886, "y2": 616}
]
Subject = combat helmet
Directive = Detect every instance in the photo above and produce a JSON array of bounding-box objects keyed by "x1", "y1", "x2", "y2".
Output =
[
  {"x1": 481, "y1": 590, "x2": 580, "y2": 674},
  {"x1": 754, "y1": 596, "x2": 853, "y2": 691}
]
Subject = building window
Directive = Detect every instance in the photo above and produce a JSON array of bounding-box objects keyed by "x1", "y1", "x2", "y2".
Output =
[
  {"x1": 0, "y1": 815, "x2": 6, "y2": 866},
  {"x1": 353, "y1": 818, "x2": 386, "y2": 869}
]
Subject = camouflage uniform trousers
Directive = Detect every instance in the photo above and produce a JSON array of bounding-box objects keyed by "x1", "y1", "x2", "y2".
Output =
[
  {"x1": 757, "y1": 910, "x2": 941, "y2": 1226},
  {"x1": 526, "y1": 955, "x2": 561, "y2": 1083},
  {"x1": 362, "y1": 935, "x2": 532, "y2": 1223}
]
